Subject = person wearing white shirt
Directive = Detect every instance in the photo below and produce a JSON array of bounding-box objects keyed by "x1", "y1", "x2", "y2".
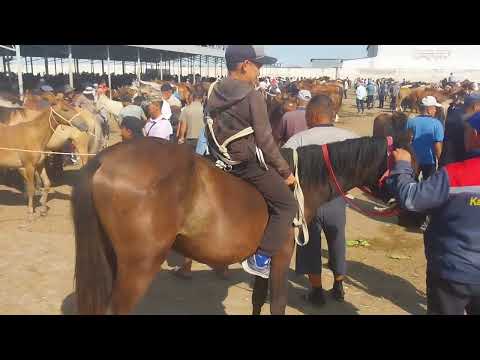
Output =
[
  {"x1": 144, "y1": 101, "x2": 173, "y2": 140},
  {"x1": 161, "y1": 83, "x2": 182, "y2": 108},
  {"x1": 159, "y1": 99, "x2": 172, "y2": 121},
  {"x1": 259, "y1": 78, "x2": 268, "y2": 91},
  {"x1": 355, "y1": 83, "x2": 367, "y2": 113}
]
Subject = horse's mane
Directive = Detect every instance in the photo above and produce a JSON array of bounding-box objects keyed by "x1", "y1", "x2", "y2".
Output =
[
  {"x1": 281, "y1": 137, "x2": 387, "y2": 188},
  {"x1": 0, "y1": 107, "x2": 29, "y2": 125}
]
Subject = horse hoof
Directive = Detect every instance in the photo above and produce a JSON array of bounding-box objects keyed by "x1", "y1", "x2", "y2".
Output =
[
  {"x1": 38, "y1": 206, "x2": 48, "y2": 216},
  {"x1": 171, "y1": 266, "x2": 192, "y2": 280},
  {"x1": 215, "y1": 269, "x2": 230, "y2": 280}
]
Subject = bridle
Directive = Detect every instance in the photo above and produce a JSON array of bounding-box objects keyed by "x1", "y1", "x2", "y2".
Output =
[
  {"x1": 321, "y1": 136, "x2": 400, "y2": 217},
  {"x1": 48, "y1": 106, "x2": 83, "y2": 132}
]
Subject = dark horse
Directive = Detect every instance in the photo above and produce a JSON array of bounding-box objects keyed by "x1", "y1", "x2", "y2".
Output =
[
  {"x1": 372, "y1": 111, "x2": 423, "y2": 226},
  {"x1": 72, "y1": 136, "x2": 396, "y2": 315}
]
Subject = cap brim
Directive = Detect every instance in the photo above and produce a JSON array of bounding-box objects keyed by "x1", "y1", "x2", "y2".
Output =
[{"x1": 253, "y1": 55, "x2": 277, "y2": 65}]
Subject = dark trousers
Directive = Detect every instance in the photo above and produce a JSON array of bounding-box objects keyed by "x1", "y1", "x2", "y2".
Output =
[
  {"x1": 427, "y1": 272, "x2": 480, "y2": 315},
  {"x1": 295, "y1": 197, "x2": 347, "y2": 276},
  {"x1": 185, "y1": 138, "x2": 198, "y2": 151},
  {"x1": 367, "y1": 95, "x2": 374, "y2": 108},
  {"x1": 378, "y1": 95, "x2": 385, "y2": 108},
  {"x1": 390, "y1": 96, "x2": 397, "y2": 111},
  {"x1": 419, "y1": 164, "x2": 436, "y2": 180},
  {"x1": 356, "y1": 99, "x2": 365, "y2": 113},
  {"x1": 343, "y1": 89, "x2": 347, "y2": 98},
  {"x1": 231, "y1": 161, "x2": 297, "y2": 257}
]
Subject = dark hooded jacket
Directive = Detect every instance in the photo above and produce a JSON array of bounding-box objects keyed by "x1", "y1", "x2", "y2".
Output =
[{"x1": 206, "y1": 78, "x2": 291, "y2": 178}]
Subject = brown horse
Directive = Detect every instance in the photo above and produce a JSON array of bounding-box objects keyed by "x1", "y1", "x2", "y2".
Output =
[
  {"x1": 0, "y1": 101, "x2": 85, "y2": 215},
  {"x1": 72, "y1": 136, "x2": 397, "y2": 315},
  {"x1": 266, "y1": 91, "x2": 296, "y2": 146}
]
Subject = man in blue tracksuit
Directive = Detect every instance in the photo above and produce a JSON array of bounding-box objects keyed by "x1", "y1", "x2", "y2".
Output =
[{"x1": 387, "y1": 112, "x2": 480, "y2": 315}]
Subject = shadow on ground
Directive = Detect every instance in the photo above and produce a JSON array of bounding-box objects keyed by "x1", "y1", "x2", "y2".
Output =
[
  {"x1": 313, "y1": 249, "x2": 426, "y2": 315},
  {"x1": 0, "y1": 189, "x2": 70, "y2": 207},
  {"x1": 61, "y1": 251, "x2": 425, "y2": 315}
]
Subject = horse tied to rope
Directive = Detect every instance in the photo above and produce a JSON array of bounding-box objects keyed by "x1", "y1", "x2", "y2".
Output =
[
  {"x1": 0, "y1": 100, "x2": 90, "y2": 216},
  {"x1": 71, "y1": 134, "x2": 412, "y2": 315}
]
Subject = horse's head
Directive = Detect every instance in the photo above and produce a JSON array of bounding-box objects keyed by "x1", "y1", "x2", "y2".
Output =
[
  {"x1": 50, "y1": 99, "x2": 86, "y2": 127},
  {"x1": 371, "y1": 112, "x2": 418, "y2": 199}
]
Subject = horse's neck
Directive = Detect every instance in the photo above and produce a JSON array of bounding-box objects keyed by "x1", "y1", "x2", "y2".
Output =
[
  {"x1": 307, "y1": 140, "x2": 387, "y2": 204},
  {"x1": 30, "y1": 109, "x2": 58, "y2": 145},
  {"x1": 336, "y1": 144, "x2": 386, "y2": 193}
]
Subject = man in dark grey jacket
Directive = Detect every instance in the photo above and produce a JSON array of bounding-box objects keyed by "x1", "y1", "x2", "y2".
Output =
[{"x1": 206, "y1": 45, "x2": 297, "y2": 279}]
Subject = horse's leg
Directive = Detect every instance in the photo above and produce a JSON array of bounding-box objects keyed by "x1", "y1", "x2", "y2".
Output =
[
  {"x1": 110, "y1": 256, "x2": 163, "y2": 314},
  {"x1": 110, "y1": 235, "x2": 173, "y2": 315},
  {"x1": 269, "y1": 231, "x2": 295, "y2": 315},
  {"x1": 252, "y1": 276, "x2": 269, "y2": 315},
  {"x1": 37, "y1": 163, "x2": 50, "y2": 216},
  {"x1": 21, "y1": 164, "x2": 36, "y2": 215}
]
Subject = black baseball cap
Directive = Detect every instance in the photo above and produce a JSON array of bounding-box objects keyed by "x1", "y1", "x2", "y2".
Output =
[
  {"x1": 161, "y1": 83, "x2": 173, "y2": 92},
  {"x1": 225, "y1": 45, "x2": 277, "y2": 67}
]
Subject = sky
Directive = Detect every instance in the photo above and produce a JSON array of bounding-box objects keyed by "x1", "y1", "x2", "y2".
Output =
[{"x1": 264, "y1": 45, "x2": 368, "y2": 67}]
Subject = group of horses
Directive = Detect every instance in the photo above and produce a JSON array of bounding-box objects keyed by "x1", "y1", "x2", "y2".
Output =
[
  {"x1": 397, "y1": 81, "x2": 474, "y2": 116},
  {"x1": 0, "y1": 91, "x2": 110, "y2": 215},
  {"x1": 0, "y1": 77, "x2": 212, "y2": 216}
]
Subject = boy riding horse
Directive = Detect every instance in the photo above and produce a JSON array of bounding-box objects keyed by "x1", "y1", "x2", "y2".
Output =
[{"x1": 206, "y1": 45, "x2": 297, "y2": 278}]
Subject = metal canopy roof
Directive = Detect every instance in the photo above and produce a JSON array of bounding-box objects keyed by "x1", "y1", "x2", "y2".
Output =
[{"x1": 0, "y1": 45, "x2": 225, "y2": 63}]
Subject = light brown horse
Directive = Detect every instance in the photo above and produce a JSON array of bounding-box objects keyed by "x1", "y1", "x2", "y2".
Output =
[
  {"x1": 72, "y1": 136, "x2": 399, "y2": 315},
  {"x1": 0, "y1": 101, "x2": 84, "y2": 215}
]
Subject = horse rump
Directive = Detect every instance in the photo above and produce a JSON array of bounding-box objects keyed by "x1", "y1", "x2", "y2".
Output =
[{"x1": 71, "y1": 155, "x2": 116, "y2": 314}]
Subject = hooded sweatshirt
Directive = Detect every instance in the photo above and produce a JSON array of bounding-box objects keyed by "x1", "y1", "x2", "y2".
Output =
[{"x1": 206, "y1": 78, "x2": 291, "y2": 178}]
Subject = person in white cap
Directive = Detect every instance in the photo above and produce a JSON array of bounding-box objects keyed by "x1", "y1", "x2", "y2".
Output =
[
  {"x1": 277, "y1": 89, "x2": 311, "y2": 145},
  {"x1": 406, "y1": 95, "x2": 445, "y2": 181}
]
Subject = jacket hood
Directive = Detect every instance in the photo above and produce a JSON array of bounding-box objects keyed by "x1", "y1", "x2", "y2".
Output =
[{"x1": 207, "y1": 78, "x2": 254, "y2": 112}]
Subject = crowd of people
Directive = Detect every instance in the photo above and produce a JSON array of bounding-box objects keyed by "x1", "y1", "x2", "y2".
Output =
[{"x1": 353, "y1": 78, "x2": 402, "y2": 113}]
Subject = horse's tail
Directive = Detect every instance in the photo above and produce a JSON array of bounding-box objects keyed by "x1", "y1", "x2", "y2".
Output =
[{"x1": 71, "y1": 155, "x2": 116, "y2": 314}]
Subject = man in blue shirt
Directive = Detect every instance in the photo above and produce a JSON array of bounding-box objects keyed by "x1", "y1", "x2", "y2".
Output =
[{"x1": 406, "y1": 96, "x2": 444, "y2": 180}]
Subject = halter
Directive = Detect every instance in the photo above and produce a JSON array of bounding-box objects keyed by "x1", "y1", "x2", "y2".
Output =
[
  {"x1": 321, "y1": 136, "x2": 400, "y2": 218},
  {"x1": 48, "y1": 107, "x2": 83, "y2": 132},
  {"x1": 376, "y1": 136, "x2": 395, "y2": 189}
]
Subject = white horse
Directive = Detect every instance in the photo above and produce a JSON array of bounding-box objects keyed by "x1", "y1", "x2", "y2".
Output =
[{"x1": 96, "y1": 94, "x2": 123, "y2": 126}]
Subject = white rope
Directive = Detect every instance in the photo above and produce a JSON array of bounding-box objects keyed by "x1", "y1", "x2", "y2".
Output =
[
  {"x1": 0, "y1": 146, "x2": 97, "y2": 156},
  {"x1": 292, "y1": 148, "x2": 309, "y2": 246}
]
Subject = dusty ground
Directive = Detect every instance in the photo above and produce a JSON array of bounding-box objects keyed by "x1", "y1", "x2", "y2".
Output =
[{"x1": 0, "y1": 91, "x2": 427, "y2": 315}]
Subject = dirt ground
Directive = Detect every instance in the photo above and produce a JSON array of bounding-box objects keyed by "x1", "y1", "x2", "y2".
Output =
[{"x1": 0, "y1": 91, "x2": 427, "y2": 315}]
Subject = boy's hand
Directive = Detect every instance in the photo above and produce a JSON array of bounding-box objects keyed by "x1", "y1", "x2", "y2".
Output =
[{"x1": 285, "y1": 173, "x2": 296, "y2": 186}]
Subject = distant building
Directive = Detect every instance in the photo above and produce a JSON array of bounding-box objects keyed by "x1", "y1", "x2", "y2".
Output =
[{"x1": 341, "y1": 45, "x2": 480, "y2": 81}]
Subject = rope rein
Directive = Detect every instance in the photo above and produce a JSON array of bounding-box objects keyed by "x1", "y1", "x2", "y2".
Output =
[
  {"x1": 292, "y1": 149, "x2": 309, "y2": 246},
  {"x1": 0, "y1": 147, "x2": 97, "y2": 157}
]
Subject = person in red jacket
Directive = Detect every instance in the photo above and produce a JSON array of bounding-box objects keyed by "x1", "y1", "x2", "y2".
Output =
[{"x1": 388, "y1": 112, "x2": 480, "y2": 314}]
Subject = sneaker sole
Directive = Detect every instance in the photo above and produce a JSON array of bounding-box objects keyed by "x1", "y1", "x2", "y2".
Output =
[{"x1": 241, "y1": 260, "x2": 270, "y2": 279}]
